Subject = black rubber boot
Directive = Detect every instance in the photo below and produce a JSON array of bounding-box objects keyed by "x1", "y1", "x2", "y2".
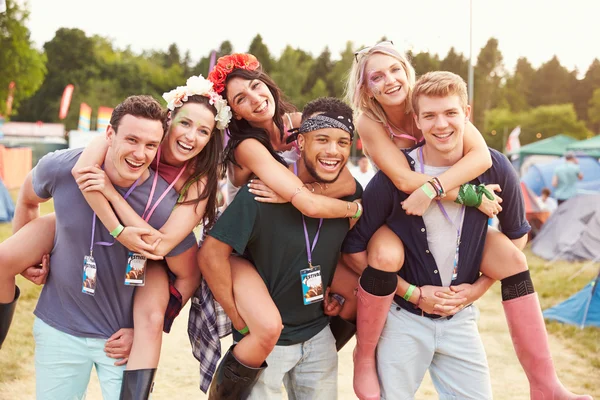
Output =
[
  {"x1": 329, "y1": 315, "x2": 356, "y2": 351},
  {"x1": 119, "y1": 368, "x2": 157, "y2": 400},
  {"x1": 0, "y1": 286, "x2": 20, "y2": 349},
  {"x1": 208, "y1": 345, "x2": 267, "y2": 400}
]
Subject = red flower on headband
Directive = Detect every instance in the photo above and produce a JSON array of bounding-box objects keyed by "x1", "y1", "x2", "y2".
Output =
[{"x1": 208, "y1": 53, "x2": 261, "y2": 94}]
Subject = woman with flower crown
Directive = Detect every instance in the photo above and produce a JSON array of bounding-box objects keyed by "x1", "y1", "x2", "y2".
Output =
[
  {"x1": 0, "y1": 75, "x2": 230, "y2": 399},
  {"x1": 197, "y1": 53, "x2": 368, "y2": 399},
  {"x1": 343, "y1": 41, "x2": 590, "y2": 400}
]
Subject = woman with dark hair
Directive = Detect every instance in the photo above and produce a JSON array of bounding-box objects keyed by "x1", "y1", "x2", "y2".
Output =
[
  {"x1": 0, "y1": 75, "x2": 229, "y2": 399},
  {"x1": 198, "y1": 54, "x2": 364, "y2": 398}
]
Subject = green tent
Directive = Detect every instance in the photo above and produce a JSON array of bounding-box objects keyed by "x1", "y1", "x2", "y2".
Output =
[
  {"x1": 509, "y1": 134, "x2": 579, "y2": 158},
  {"x1": 567, "y1": 135, "x2": 600, "y2": 158}
]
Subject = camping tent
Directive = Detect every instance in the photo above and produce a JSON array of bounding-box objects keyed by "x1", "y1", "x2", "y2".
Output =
[
  {"x1": 0, "y1": 177, "x2": 14, "y2": 222},
  {"x1": 543, "y1": 274, "x2": 600, "y2": 328},
  {"x1": 567, "y1": 135, "x2": 600, "y2": 158},
  {"x1": 531, "y1": 194, "x2": 600, "y2": 261},
  {"x1": 520, "y1": 182, "x2": 550, "y2": 238},
  {"x1": 509, "y1": 134, "x2": 578, "y2": 162},
  {"x1": 520, "y1": 156, "x2": 600, "y2": 196}
]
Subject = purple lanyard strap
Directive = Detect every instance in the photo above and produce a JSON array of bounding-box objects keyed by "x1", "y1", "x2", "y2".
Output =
[{"x1": 293, "y1": 162, "x2": 324, "y2": 268}]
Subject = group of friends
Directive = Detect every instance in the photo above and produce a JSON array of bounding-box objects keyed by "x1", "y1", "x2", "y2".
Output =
[{"x1": 0, "y1": 41, "x2": 593, "y2": 400}]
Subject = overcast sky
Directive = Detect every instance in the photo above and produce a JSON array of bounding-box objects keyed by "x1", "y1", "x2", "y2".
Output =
[{"x1": 21, "y1": 0, "x2": 599, "y2": 75}]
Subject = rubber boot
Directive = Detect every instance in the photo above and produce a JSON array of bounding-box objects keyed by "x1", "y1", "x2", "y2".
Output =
[
  {"x1": 0, "y1": 286, "x2": 20, "y2": 349},
  {"x1": 353, "y1": 284, "x2": 395, "y2": 400},
  {"x1": 503, "y1": 293, "x2": 593, "y2": 400},
  {"x1": 330, "y1": 315, "x2": 356, "y2": 351},
  {"x1": 119, "y1": 368, "x2": 157, "y2": 400},
  {"x1": 208, "y1": 344, "x2": 267, "y2": 400}
]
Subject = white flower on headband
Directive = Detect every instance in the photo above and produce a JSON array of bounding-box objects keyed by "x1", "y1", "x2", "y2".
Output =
[{"x1": 162, "y1": 75, "x2": 232, "y2": 131}]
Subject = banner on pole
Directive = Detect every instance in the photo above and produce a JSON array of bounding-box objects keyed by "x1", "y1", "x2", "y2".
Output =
[
  {"x1": 78, "y1": 103, "x2": 92, "y2": 132},
  {"x1": 96, "y1": 106, "x2": 113, "y2": 132},
  {"x1": 59, "y1": 84, "x2": 75, "y2": 120}
]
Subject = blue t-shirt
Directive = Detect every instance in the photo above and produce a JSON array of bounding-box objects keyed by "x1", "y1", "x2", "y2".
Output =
[
  {"x1": 553, "y1": 162, "x2": 580, "y2": 200},
  {"x1": 32, "y1": 148, "x2": 197, "y2": 339}
]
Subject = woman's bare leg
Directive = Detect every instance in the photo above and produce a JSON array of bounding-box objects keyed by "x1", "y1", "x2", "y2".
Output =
[
  {"x1": 126, "y1": 261, "x2": 169, "y2": 370},
  {"x1": 0, "y1": 213, "x2": 55, "y2": 303},
  {"x1": 366, "y1": 225, "x2": 405, "y2": 274},
  {"x1": 168, "y1": 247, "x2": 202, "y2": 306},
  {"x1": 230, "y1": 256, "x2": 282, "y2": 368},
  {"x1": 480, "y1": 227, "x2": 528, "y2": 280}
]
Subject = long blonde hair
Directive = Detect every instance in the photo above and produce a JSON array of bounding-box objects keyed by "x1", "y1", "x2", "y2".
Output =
[{"x1": 344, "y1": 43, "x2": 416, "y2": 128}]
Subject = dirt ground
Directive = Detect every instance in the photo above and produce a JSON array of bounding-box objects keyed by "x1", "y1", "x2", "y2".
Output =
[{"x1": 0, "y1": 288, "x2": 596, "y2": 399}]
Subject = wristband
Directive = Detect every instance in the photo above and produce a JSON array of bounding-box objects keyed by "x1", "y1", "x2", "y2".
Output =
[
  {"x1": 403, "y1": 284, "x2": 416, "y2": 301},
  {"x1": 110, "y1": 224, "x2": 125, "y2": 238},
  {"x1": 330, "y1": 293, "x2": 346, "y2": 306},
  {"x1": 351, "y1": 202, "x2": 363, "y2": 219},
  {"x1": 433, "y1": 177, "x2": 446, "y2": 198},
  {"x1": 237, "y1": 326, "x2": 249, "y2": 335},
  {"x1": 420, "y1": 183, "x2": 436, "y2": 200}
]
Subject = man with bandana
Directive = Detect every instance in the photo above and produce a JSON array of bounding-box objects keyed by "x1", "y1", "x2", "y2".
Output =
[{"x1": 198, "y1": 97, "x2": 362, "y2": 400}]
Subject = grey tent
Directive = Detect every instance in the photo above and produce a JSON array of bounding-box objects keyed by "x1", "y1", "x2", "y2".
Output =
[{"x1": 531, "y1": 194, "x2": 600, "y2": 261}]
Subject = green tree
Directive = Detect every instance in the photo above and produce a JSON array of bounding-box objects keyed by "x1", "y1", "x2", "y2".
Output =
[
  {"x1": 16, "y1": 28, "x2": 98, "y2": 123},
  {"x1": 271, "y1": 46, "x2": 314, "y2": 108},
  {"x1": 440, "y1": 47, "x2": 468, "y2": 82},
  {"x1": 303, "y1": 47, "x2": 332, "y2": 96},
  {"x1": 572, "y1": 59, "x2": 600, "y2": 124},
  {"x1": 483, "y1": 108, "x2": 523, "y2": 151},
  {"x1": 410, "y1": 51, "x2": 440, "y2": 76},
  {"x1": 327, "y1": 41, "x2": 355, "y2": 98},
  {"x1": 309, "y1": 79, "x2": 329, "y2": 100},
  {"x1": 520, "y1": 104, "x2": 591, "y2": 145},
  {"x1": 473, "y1": 38, "x2": 504, "y2": 126},
  {"x1": 248, "y1": 34, "x2": 274, "y2": 73},
  {"x1": 0, "y1": 0, "x2": 47, "y2": 118},
  {"x1": 528, "y1": 56, "x2": 575, "y2": 107},
  {"x1": 588, "y1": 88, "x2": 600, "y2": 133},
  {"x1": 502, "y1": 57, "x2": 534, "y2": 113}
]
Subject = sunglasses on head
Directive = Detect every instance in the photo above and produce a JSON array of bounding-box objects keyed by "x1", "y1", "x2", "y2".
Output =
[{"x1": 354, "y1": 40, "x2": 394, "y2": 62}]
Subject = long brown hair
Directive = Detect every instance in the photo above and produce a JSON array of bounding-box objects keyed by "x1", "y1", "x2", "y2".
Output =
[
  {"x1": 169, "y1": 94, "x2": 224, "y2": 230},
  {"x1": 221, "y1": 68, "x2": 296, "y2": 167}
]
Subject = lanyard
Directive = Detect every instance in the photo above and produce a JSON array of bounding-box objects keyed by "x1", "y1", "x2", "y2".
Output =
[
  {"x1": 293, "y1": 162, "x2": 324, "y2": 268},
  {"x1": 89, "y1": 177, "x2": 141, "y2": 256},
  {"x1": 302, "y1": 216, "x2": 323, "y2": 268},
  {"x1": 141, "y1": 147, "x2": 188, "y2": 222},
  {"x1": 88, "y1": 148, "x2": 187, "y2": 255},
  {"x1": 418, "y1": 147, "x2": 465, "y2": 280}
]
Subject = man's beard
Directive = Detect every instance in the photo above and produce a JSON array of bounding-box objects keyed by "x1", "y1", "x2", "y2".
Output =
[{"x1": 303, "y1": 155, "x2": 344, "y2": 184}]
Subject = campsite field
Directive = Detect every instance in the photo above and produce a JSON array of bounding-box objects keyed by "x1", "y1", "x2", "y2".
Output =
[{"x1": 1, "y1": 189, "x2": 599, "y2": 399}]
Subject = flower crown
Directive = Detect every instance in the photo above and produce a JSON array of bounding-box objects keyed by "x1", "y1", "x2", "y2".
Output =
[
  {"x1": 207, "y1": 53, "x2": 261, "y2": 94},
  {"x1": 162, "y1": 75, "x2": 232, "y2": 131}
]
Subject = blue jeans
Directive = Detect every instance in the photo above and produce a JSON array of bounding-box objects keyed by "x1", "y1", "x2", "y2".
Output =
[
  {"x1": 377, "y1": 304, "x2": 492, "y2": 400},
  {"x1": 33, "y1": 317, "x2": 125, "y2": 400},
  {"x1": 248, "y1": 324, "x2": 338, "y2": 400}
]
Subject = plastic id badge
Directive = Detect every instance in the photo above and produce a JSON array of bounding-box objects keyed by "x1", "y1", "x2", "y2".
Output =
[
  {"x1": 124, "y1": 252, "x2": 147, "y2": 286},
  {"x1": 300, "y1": 265, "x2": 324, "y2": 305},
  {"x1": 82, "y1": 255, "x2": 97, "y2": 296}
]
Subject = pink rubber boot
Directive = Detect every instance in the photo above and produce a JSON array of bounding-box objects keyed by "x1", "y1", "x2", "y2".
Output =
[
  {"x1": 353, "y1": 284, "x2": 395, "y2": 400},
  {"x1": 503, "y1": 293, "x2": 593, "y2": 400}
]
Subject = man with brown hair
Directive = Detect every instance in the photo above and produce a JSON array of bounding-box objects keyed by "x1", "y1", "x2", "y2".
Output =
[{"x1": 8, "y1": 95, "x2": 196, "y2": 400}]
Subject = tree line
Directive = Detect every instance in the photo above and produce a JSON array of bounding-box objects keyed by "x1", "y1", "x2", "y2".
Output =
[{"x1": 2, "y1": 0, "x2": 600, "y2": 151}]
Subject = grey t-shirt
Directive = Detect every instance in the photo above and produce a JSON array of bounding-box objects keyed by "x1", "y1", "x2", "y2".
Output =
[
  {"x1": 410, "y1": 149, "x2": 466, "y2": 287},
  {"x1": 32, "y1": 148, "x2": 197, "y2": 339}
]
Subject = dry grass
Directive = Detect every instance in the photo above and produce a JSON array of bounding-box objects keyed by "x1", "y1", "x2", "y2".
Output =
[{"x1": 1, "y1": 188, "x2": 598, "y2": 398}]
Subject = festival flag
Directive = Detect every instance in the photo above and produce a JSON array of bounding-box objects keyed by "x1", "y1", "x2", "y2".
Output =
[
  {"x1": 58, "y1": 84, "x2": 75, "y2": 120},
  {"x1": 78, "y1": 103, "x2": 92, "y2": 131},
  {"x1": 5, "y1": 81, "x2": 15, "y2": 117},
  {"x1": 505, "y1": 125, "x2": 521, "y2": 154},
  {"x1": 96, "y1": 106, "x2": 113, "y2": 132},
  {"x1": 208, "y1": 50, "x2": 217, "y2": 74}
]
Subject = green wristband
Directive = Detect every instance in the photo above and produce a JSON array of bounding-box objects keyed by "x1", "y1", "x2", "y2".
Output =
[
  {"x1": 237, "y1": 326, "x2": 249, "y2": 335},
  {"x1": 403, "y1": 284, "x2": 416, "y2": 301},
  {"x1": 421, "y1": 183, "x2": 436, "y2": 200},
  {"x1": 351, "y1": 202, "x2": 363, "y2": 219},
  {"x1": 110, "y1": 224, "x2": 125, "y2": 238}
]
